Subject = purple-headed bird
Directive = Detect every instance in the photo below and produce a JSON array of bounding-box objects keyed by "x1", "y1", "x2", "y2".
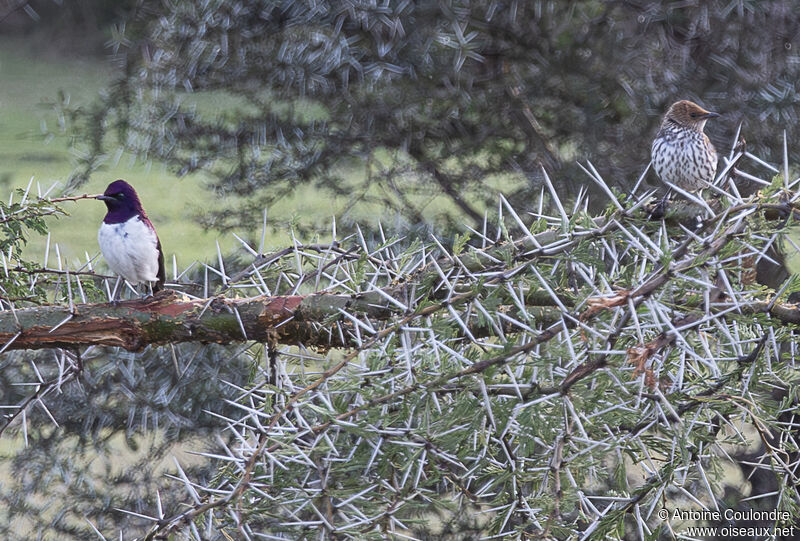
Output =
[{"x1": 96, "y1": 180, "x2": 165, "y2": 294}]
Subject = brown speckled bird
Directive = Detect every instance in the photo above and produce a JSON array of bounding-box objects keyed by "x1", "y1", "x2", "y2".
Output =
[{"x1": 651, "y1": 100, "x2": 719, "y2": 193}]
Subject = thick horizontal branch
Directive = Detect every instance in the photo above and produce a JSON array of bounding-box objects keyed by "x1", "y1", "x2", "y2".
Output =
[
  {"x1": 0, "y1": 281, "x2": 795, "y2": 353},
  {"x1": 0, "y1": 291, "x2": 365, "y2": 351},
  {"x1": 0, "y1": 290, "x2": 563, "y2": 352}
]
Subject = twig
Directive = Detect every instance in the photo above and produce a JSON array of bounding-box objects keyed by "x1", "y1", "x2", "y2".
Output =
[{"x1": 46, "y1": 193, "x2": 103, "y2": 203}]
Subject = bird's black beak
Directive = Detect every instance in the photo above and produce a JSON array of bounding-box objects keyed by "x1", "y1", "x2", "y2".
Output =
[
  {"x1": 96, "y1": 195, "x2": 114, "y2": 202},
  {"x1": 702, "y1": 112, "x2": 720, "y2": 119}
]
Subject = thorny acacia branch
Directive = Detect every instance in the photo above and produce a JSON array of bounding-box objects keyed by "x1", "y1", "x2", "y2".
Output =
[{"x1": 6, "y1": 141, "x2": 800, "y2": 539}]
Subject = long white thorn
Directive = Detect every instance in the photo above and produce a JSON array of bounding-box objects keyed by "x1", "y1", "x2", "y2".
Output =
[{"x1": 541, "y1": 166, "x2": 569, "y2": 229}]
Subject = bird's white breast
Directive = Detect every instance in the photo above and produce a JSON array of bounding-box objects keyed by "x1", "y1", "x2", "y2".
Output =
[{"x1": 98, "y1": 217, "x2": 160, "y2": 285}]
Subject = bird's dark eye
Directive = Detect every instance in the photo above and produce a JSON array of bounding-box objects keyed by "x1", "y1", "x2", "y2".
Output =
[
  {"x1": 115, "y1": 193, "x2": 125, "y2": 199},
  {"x1": 690, "y1": 112, "x2": 698, "y2": 118}
]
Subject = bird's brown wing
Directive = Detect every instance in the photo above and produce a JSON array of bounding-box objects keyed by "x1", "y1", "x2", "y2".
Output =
[{"x1": 154, "y1": 236, "x2": 166, "y2": 292}]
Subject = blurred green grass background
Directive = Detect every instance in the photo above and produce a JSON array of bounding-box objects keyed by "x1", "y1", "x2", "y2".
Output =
[
  {"x1": 0, "y1": 35, "x2": 501, "y2": 277},
  {"x1": 0, "y1": 36, "x2": 402, "y2": 274},
  {"x1": 0, "y1": 36, "x2": 238, "y2": 272}
]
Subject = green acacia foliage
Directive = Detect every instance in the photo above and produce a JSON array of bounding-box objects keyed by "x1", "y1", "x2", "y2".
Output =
[
  {"x1": 0, "y1": 190, "x2": 68, "y2": 302},
  {"x1": 126, "y1": 157, "x2": 800, "y2": 540},
  {"x1": 4, "y1": 147, "x2": 800, "y2": 539},
  {"x1": 62, "y1": 0, "x2": 800, "y2": 229}
]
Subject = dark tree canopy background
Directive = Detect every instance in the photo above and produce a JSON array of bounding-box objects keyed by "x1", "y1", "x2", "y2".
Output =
[
  {"x1": 52, "y1": 0, "x2": 800, "y2": 230},
  {"x1": 3, "y1": 1, "x2": 800, "y2": 539}
]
